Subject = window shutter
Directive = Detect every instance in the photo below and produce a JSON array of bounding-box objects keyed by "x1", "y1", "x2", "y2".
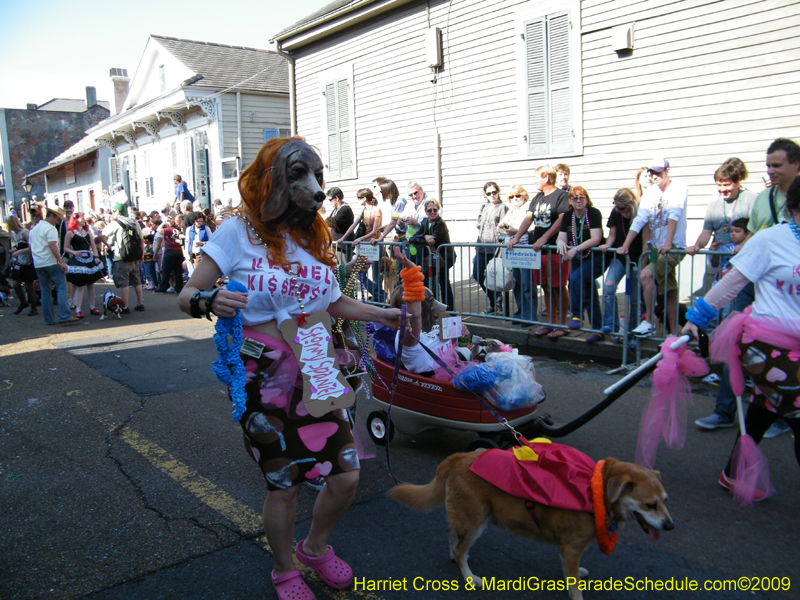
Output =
[
  {"x1": 263, "y1": 128, "x2": 279, "y2": 142},
  {"x1": 337, "y1": 79, "x2": 352, "y2": 178},
  {"x1": 171, "y1": 141, "x2": 178, "y2": 173},
  {"x1": 193, "y1": 131, "x2": 209, "y2": 206},
  {"x1": 325, "y1": 83, "x2": 340, "y2": 178},
  {"x1": 109, "y1": 157, "x2": 120, "y2": 186},
  {"x1": 548, "y1": 12, "x2": 573, "y2": 153},
  {"x1": 525, "y1": 18, "x2": 548, "y2": 156}
]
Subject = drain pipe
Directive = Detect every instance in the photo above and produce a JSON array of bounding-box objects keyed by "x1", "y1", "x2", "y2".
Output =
[{"x1": 274, "y1": 42, "x2": 297, "y2": 135}]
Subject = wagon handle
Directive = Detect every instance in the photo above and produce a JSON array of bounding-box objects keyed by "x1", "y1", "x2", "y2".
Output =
[{"x1": 603, "y1": 335, "x2": 690, "y2": 396}]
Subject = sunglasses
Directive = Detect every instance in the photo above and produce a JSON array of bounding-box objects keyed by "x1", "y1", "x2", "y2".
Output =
[
  {"x1": 426, "y1": 208, "x2": 439, "y2": 213},
  {"x1": 570, "y1": 195, "x2": 588, "y2": 201},
  {"x1": 485, "y1": 190, "x2": 498, "y2": 196},
  {"x1": 509, "y1": 194, "x2": 522, "y2": 199},
  {"x1": 409, "y1": 191, "x2": 421, "y2": 197}
]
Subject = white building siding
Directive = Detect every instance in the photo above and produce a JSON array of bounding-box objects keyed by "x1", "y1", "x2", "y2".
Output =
[
  {"x1": 289, "y1": 0, "x2": 800, "y2": 241},
  {"x1": 219, "y1": 93, "x2": 291, "y2": 171}
]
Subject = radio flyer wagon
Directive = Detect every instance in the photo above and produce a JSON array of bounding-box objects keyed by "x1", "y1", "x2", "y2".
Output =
[
  {"x1": 367, "y1": 355, "x2": 542, "y2": 452},
  {"x1": 366, "y1": 334, "x2": 701, "y2": 452}
]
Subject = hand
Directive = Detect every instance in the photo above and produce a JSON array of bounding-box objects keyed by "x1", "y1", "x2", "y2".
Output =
[
  {"x1": 392, "y1": 245, "x2": 414, "y2": 268},
  {"x1": 616, "y1": 246, "x2": 629, "y2": 255},
  {"x1": 685, "y1": 244, "x2": 698, "y2": 256},
  {"x1": 505, "y1": 238, "x2": 515, "y2": 251},
  {"x1": 598, "y1": 244, "x2": 609, "y2": 253},
  {"x1": 376, "y1": 307, "x2": 404, "y2": 330},
  {"x1": 424, "y1": 234, "x2": 435, "y2": 246},
  {"x1": 210, "y1": 289, "x2": 248, "y2": 318},
  {"x1": 346, "y1": 256, "x2": 371, "y2": 275},
  {"x1": 94, "y1": 258, "x2": 100, "y2": 264},
  {"x1": 657, "y1": 243, "x2": 669, "y2": 255},
  {"x1": 370, "y1": 238, "x2": 379, "y2": 245},
  {"x1": 681, "y1": 321, "x2": 699, "y2": 340},
  {"x1": 556, "y1": 239, "x2": 568, "y2": 256},
  {"x1": 709, "y1": 241, "x2": 721, "y2": 251},
  {"x1": 532, "y1": 240, "x2": 545, "y2": 251},
  {"x1": 59, "y1": 261, "x2": 68, "y2": 273}
]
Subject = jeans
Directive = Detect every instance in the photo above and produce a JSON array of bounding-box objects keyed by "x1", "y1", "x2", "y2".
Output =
[
  {"x1": 473, "y1": 250, "x2": 499, "y2": 308},
  {"x1": 143, "y1": 261, "x2": 157, "y2": 285},
  {"x1": 602, "y1": 257, "x2": 640, "y2": 332},
  {"x1": 512, "y1": 268, "x2": 536, "y2": 321},
  {"x1": 713, "y1": 281, "x2": 756, "y2": 420},
  {"x1": 365, "y1": 248, "x2": 386, "y2": 303},
  {"x1": 433, "y1": 255, "x2": 456, "y2": 311},
  {"x1": 36, "y1": 264, "x2": 71, "y2": 324},
  {"x1": 569, "y1": 254, "x2": 605, "y2": 330},
  {"x1": 157, "y1": 250, "x2": 185, "y2": 293}
]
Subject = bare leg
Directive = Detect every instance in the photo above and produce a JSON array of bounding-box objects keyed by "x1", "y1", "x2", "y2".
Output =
[
  {"x1": 666, "y1": 290, "x2": 678, "y2": 336},
  {"x1": 302, "y1": 470, "x2": 359, "y2": 557},
  {"x1": 134, "y1": 284, "x2": 144, "y2": 306},
  {"x1": 263, "y1": 485, "x2": 301, "y2": 578},
  {"x1": 639, "y1": 268, "x2": 654, "y2": 323},
  {"x1": 120, "y1": 286, "x2": 130, "y2": 308}
]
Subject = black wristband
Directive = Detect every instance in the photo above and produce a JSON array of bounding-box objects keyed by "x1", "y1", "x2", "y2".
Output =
[{"x1": 190, "y1": 288, "x2": 220, "y2": 320}]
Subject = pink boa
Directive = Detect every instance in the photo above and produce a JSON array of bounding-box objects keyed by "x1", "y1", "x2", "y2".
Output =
[
  {"x1": 709, "y1": 307, "x2": 800, "y2": 397},
  {"x1": 636, "y1": 337, "x2": 709, "y2": 468}
]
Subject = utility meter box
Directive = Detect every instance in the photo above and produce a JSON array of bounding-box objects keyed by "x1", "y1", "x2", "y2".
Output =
[{"x1": 427, "y1": 27, "x2": 443, "y2": 68}]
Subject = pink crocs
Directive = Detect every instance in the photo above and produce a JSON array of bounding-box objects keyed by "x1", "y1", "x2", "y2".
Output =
[
  {"x1": 271, "y1": 569, "x2": 315, "y2": 600},
  {"x1": 295, "y1": 539, "x2": 354, "y2": 589}
]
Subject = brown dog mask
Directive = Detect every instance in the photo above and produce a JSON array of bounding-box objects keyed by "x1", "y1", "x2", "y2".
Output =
[{"x1": 262, "y1": 140, "x2": 326, "y2": 229}]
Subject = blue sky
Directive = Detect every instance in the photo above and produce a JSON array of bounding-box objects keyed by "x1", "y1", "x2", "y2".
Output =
[{"x1": 0, "y1": 0, "x2": 331, "y2": 109}]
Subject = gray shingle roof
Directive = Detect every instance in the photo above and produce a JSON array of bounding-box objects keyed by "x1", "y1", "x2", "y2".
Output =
[
  {"x1": 151, "y1": 35, "x2": 289, "y2": 94},
  {"x1": 272, "y1": 0, "x2": 361, "y2": 40},
  {"x1": 36, "y1": 99, "x2": 111, "y2": 112}
]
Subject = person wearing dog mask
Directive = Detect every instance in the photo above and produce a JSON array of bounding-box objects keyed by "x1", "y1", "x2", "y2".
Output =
[{"x1": 178, "y1": 137, "x2": 403, "y2": 599}]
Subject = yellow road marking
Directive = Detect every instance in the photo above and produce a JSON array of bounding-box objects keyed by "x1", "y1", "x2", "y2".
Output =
[{"x1": 78, "y1": 401, "x2": 386, "y2": 599}]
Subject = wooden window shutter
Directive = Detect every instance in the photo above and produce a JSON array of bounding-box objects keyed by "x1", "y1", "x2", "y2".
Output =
[
  {"x1": 325, "y1": 82, "x2": 340, "y2": 178},
  {"x1": 337, "y1": 79, "x2": 352, "y2": 178},
  {"x1": 109, "y1": 157, "x2": 120, "y2": 185},
  {"x1": 525, "y1": 18, "x2": 548, "y2": 156},
  {"x1": 548, "y1": 12, "x2": 573, "y2": 154}
]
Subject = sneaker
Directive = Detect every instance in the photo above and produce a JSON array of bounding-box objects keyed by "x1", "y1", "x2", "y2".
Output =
[
  {"x1": 59, "y1": 316, "x2": 80, "y2": 324},
  {"x1": 695, "y1": 413, "x2": 735, "y2": 430},
  {"x1": 121, "y1": 307, "x2": 131, "y2": 315},
  {"x1": 632, "y1": 320, "x2": 654, "y2": 338},
  {"x1": 718, "y1": 471, "x2": 767, "y2": 501},
  {"x1": 600, "y1": 325, "x2": 613, "y2": 333},
  {"x1": 134, "y1": 304, "x2": 145, "y2": 312},
  {"x1": 482, "y1": 307, "x2": 496, "y2": 315},
  {"x1": 763, "y1": 420, "x2": 791, "y2": 439},
  {"x1": 166, "y1": 287, "x2": 176, "y2": 293}
]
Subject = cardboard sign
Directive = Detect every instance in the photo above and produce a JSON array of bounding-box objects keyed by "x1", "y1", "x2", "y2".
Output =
[
  {"x1": 356, "y1": 243, "x2": 380, "y2": 262},
  {"x1": 281, "y1": 311, "x2": 355, "y2": 417},
  {"x1": 438, "y1": 313, "x2": 462, "y2": 342},
  {"x1": 501, "y1": 246, "x2": 541, "y2": 270}
]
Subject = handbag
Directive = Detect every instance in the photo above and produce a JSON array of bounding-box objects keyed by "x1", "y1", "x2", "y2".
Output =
[
  {"x1": 485, "y1": 256, "x2": 514, "y2": 292},
  {"x1": 354, "y1": 209, "x2": 367, "y2": 239}
]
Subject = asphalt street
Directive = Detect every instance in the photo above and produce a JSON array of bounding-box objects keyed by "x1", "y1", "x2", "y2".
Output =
[{"x1": 1, "y1": 282, "x2": 797, "y2": 600}]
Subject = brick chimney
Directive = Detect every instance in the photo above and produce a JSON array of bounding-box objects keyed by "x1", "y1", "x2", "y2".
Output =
[
  {"x1": 109, "y1": 68, "x2": 130, "y2": 116},
  {"x1": 86, "y1": 86, "x2": 97, "y2": 109}
]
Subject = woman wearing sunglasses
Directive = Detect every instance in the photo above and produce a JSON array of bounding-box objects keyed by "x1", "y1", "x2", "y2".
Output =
[
  {"x1": 409, "y1": 199, "x2": 455, "y2": 311},
  {"x1": 473, "y1": 182, "x2": 508, "y2": 314}
]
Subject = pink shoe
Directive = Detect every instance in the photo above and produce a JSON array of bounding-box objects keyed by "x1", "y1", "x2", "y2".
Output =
[
  {"x1": 76, "y1": 311, "x2": 84, "y2": 319},
  {"x1": 272, "y1": 570, "x2": 315, "y2": 600},
  {"x1": 295, "y1": 539, "x2": 353, "y2": 589}
]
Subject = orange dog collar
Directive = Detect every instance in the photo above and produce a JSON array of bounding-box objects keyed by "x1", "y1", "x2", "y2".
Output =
[{"x1": 591, "y1": 460, "x2": 617, "y2": 555}]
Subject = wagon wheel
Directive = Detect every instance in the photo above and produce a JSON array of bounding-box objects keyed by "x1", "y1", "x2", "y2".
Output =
[
  {"x1": 367, "y1": 411, "x2": 394, "y2": 445},
  {"x1": 466, "y1": 437, "x2": 500, "y2": 452}
]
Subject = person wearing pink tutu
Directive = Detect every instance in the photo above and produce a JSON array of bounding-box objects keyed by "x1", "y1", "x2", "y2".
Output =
[{"x1": 682, "y1": 175, "x2": 800, "y2": 499}]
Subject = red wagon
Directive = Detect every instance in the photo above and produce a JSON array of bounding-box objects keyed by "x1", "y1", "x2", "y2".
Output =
[{"x1": 367, "y1": 355, "x2": 541, "y2": 452}]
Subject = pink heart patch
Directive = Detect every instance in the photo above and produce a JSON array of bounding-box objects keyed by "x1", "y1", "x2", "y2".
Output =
[
  {"x1": 297, "y1": 422, "x2": 339, "y2": 452},
  {"x1": 305, "y1": 466, "x2": 320, "y2": 479},
  {"x1": 316, "y1": 461, "x2": 332, "y2": 476},
  {"x1": 794, "y1": 397, "x2": 800, "y2": 408},
  {"x1": 788, "y1": 350, "x2": 800, "y2": 362},
  {"x1": 771, "y1": 350, "x2": 782, "y2": 358},
  {"x1": 766, "y1": 367, "x2": 787, "y2": 383}
]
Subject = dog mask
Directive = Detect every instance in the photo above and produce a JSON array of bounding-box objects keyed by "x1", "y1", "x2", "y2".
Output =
[{"x1": 261, "y1": 140, "x2": 326, "y2": 229}]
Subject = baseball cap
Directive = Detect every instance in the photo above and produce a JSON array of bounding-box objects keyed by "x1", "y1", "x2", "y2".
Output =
[
  {"x1": 648, "y1": 158, "x2": 670, "y2": 173},
  {"x1": 113, "y1": 203, "x2": 128, "y2": 216}
]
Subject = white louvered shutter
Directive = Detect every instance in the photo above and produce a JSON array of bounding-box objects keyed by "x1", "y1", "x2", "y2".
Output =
[
  {"x1": 337, "y1": 79, "x2": 352, "y2": 178},
  {"x1": 548, "y1": 12, "x2": 573, "y2": 154},
  {"x1": 326, "y1": 82, "x2": 340, "y2": 178},
  {"x1": 525, "y1": 18, "x2": 548, "y2": 156}
]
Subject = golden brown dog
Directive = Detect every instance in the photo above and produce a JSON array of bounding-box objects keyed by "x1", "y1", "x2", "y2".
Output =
[{"x1": 389, "y1": 450, "x2": 673, "y2": 600}]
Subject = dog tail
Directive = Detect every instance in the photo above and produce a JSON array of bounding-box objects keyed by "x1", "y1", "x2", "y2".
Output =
[{"x1": 387, "y1": 453, "x2": 464, "y2": 511}]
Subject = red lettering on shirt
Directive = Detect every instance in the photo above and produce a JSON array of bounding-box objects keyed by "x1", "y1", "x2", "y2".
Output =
[
  {"x1": 793, "y1": 265, "x2": 800, "y2": 278},
  {"x1": 247, "y1": 274, "x2": 257, "y2": 291},
  {"x1": 267, "y1": 275, "x2": 277, "y2": 294},
  {"x1": 309, "y1": 287, "x2": 321, "y2": 301},
  {"x1": 311, "y1": 266, "x2": 321, "y2": 281},
  {"x1": 777, "y1": 280, "x2": 785, "y2": 292},
  {"x1": 297, "y1": 265, "x2": 308, "y2": 278},
  {"x1": 324, "y1": 269, "x2": 331, "y2": 285},
  {"x1": 251, "y1": 258, "x2": 263, "y2": 270},
  {"x1": 258, "y1": 275, "x2": 264, "y2": 292},
  {"x1": 298, "y1": 283, "x2": 311, "y2": 299}
]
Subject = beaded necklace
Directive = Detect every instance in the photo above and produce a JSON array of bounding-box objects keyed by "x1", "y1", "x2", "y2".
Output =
[
  {"x1": 571, "y1": 209, "x2": 592, "y2": 259},
  {"x1": 720, "y1": 194, "x2": 743, "y2": 236},
  {"x1": 790, "y1": 218, "x2": 800, "y2": 245}
]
